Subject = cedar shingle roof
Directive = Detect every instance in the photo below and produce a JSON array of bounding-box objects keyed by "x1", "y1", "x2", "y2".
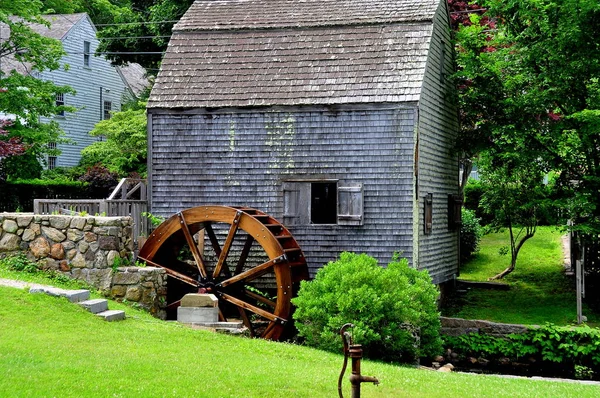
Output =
[{"x1": 148, "y1": 0, "x2": 443, "y2": 109}]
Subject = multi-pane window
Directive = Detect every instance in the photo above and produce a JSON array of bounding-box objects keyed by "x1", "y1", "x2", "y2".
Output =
[
  {"x1": 83, "y1": 41, "x2": 91, "y2": 67},
  {"x1": 55, "y1": 93, "x2": 65, "y2": 117},
  {"x1": 47, "y1": 142, "x2": 57, "y2": 170},
  {"x1": 103, "y1": 100, "x2": 112, "y2": 120}
]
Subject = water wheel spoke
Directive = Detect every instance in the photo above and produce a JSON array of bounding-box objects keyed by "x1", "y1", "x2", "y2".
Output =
[
  {"x1": 237, "y1": 307, "x2": 255, "y2": 338},
  {"x1": 138, "y1": 256, "x2": 200, "y2": 287},
  {"x1": 218, "y1": 255, "x2": 285, "y2": 288},
  {"x1": 244, "y1": 289, "x2": 276, "y2": 308},
  {"x1": 166, "y1": 300, "x2": 181, "y2": 311},
  {"x1": 219, "y1": 292, "x2": 283, "y2": 323},
  {"x1": 235, "y1": 235, "x2": 255, "y2": 275},
  {"x1": 177, "y1": 212, "x2": 208, "y2": 279},
  {"x1": 213, "y1": 211, "x2": 242, "y2": 278}
]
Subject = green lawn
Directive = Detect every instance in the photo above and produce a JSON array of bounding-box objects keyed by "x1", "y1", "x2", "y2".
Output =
[
  {"x1": 444, "y1": 226, "x2": 600, "y2": 326},
  {"x1": 1, "y1": 286, "x2": 599, "y2": 397}
]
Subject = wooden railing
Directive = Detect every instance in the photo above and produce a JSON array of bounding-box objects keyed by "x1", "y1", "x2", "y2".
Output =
[{"x1": 33, "y1": 178, "x2": 149, "y2": 244}]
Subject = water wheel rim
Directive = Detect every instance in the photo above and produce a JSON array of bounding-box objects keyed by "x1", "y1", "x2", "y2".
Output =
[{"x1": 138, "y1": 205, "x2": 307, "y2": 340}]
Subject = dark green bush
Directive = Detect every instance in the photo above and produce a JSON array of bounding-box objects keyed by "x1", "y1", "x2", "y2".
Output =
[
  {"x1": 0, "y1": 180, "x2": 110, "y2": 212},
  {"x1": 292, "y1": 252, "x2": 442, "y2": 362},
  {"x1": 460, "y1": 208, "x2": 483, "y2": 263},
  {"x1": 444, "y1": 323, "x2": 600, "y2": 377},
  {"x1": 0, "y1": 253, "x2": 39, "y2": 273}
]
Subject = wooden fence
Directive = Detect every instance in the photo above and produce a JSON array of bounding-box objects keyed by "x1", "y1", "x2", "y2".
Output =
[{"x1": 33, "y1": 178, "x2": 149, "y2": 244}]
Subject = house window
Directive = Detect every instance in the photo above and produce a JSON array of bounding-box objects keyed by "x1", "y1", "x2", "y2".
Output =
[
  {"x1": 47, "y1": 142, "x2": 57, "y2": 170},
  {"x1": 84, "y1": 41, "x2": 91, "y2": 67},
  {"x1": 55, "y1": 93, "x2": 65, "y2": 117},
  {"x1": 448, "y1": 194, "x2": 463, "y2": 230},
  {"x1": 103, "y1": 101, "x2": 112, "y2": 120},
  {"x1": 424, "y1": 193, "x2": 433, "y2": 235},
  {"x1": 311, "y1": 182, "x2": 337, "y2": 224},
  {"x1": 283, "y1": 180, "x2": 363, "y2": 226}
]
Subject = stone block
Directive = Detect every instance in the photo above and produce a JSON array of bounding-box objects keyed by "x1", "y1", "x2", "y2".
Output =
[
  {"x1": 67, "y1": 229, "x2": 84, "y2": 242},
  {"x1": 49, "y1": 216, "x2": 71, "y2": 229},
  {"x1": 111, "y1": 285, "x2": 126, "y2": 297},
  {"x1": 84, "y1": 232, "x2": 97, "y2": 242},
  {"x1": 64, "y1": 289, "x2": 90, "y2": 303},
  {"x1": 42, "y1": 226, "x2": 66, "y2": 243},
  {"x1": 125, "y1": 287, "x2": 142, "y2": 301},
  {"x1": 29, "y1": 237, "x2": 50, "y2": 258},
  {"x1": 22, "y1": 229, "x2": 36, "y2": 242},
  {"x1": 70, "y1": 217, "x2": 87, "y2": 230},
  {"x1": 97, "y1": 310, "x2": 125, "y2": 321},
  {"x1": 16, "y1": 215, "x2": 33, "y2": 227},
  {"x1": 94, "y1": 217, "x2": 122, "y2": 227},
  {"x1": 0, "y1": 233, "x2": 20, "y2": 251},
  {"x1": 98, "y1": 236, "x2": 119, "y2": 251},
  {"x1": 177, "y1": 307, "x2": 219, "y2": 324},
  {"x1": 71, "y1": 252, "x2": 87, "y2": 268},
  {"x1": 112, "y1": 271, "x2": 140, "y2": 285},
  {"x1": 2, "y1": 219, "x2": 18, "y2": 234},
  {"x1": 180, "y1": 293, "x2": 219, "y2": 308},
  {"x1": 78, "y1": 240, "x2": 89, "y2": 253},
  {"x1": 50, "y1": 243, "x2": 65, "y2": 260},
  {"x1": 79, "y1": 299, "x2": 108, "y2": 314}
]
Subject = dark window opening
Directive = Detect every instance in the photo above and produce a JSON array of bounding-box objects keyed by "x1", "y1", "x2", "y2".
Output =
[
  {"x1": 84, "y1": 41, "x2": 90, "y2": 67},
  {"x1": 424, "y1": 193, "x2": 433, "y2": 235},
  {"x1": 55, "y1": 93, "x2": 65, "y2": 117},
  {"x1": 47, "y1": 142, "x2": 57, "y2": 170},
  {"x1": 311, "y1": 182, "x2": 337, "y2": 224}
]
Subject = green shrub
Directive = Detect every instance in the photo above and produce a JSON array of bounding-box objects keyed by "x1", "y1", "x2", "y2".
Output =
[
  {"x1": 444, "y1": 323, "x2": 600, "y2": 377},
  {"x1": 292, "y1": 252, "x2": 442, "y2": 363},
  {"x1": 460, "y1": 208, "x2": 483, "y2": 263},
  {"x1": 0, "y1": 253, "x2": 39, "y2": 273}
]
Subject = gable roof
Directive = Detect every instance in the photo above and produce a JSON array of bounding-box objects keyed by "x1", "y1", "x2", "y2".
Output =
[{"x1": 148, "y1": 0, "x2": 444, "y2": 109}]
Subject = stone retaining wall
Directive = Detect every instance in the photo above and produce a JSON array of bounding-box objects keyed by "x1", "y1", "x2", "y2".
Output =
[
  {"x1": 440, "y1": 316, "x2": 529, "y2": 337},
  {"x1": 0, "y1": 213, "x2": 166, "y2": 318}
]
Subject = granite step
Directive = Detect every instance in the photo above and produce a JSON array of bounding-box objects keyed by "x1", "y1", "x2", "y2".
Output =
[
  {"x1": 29, "y1": 287, "x2": 90, "y2": 303},
  {"x1": 79, "y1": 299, "x2": 109, "y2": 314},
  {"x1": 97, "y1": 310, "x2": 126, "y2": 322}
]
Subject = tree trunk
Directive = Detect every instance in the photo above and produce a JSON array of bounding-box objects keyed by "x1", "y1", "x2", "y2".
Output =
[{"x1": 488, "y1": 228, "x2": 535, "y2": 280}]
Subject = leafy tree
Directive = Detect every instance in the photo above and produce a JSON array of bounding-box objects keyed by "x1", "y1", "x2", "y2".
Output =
[
  {"x1": 95, "y1": 0, "x2": 194, "y2": 71},
  {"x1": 79, "y1": 101, "x2": 147, "y2": 176},
  {"x1": 478, "y1": 153, "x2": 550, "y2": 279},
  {"x1": 0, "y1": 0, "x2": 74, "y2": 178},
  {"x1": 454, "y1": 0, "x2": 600, "y2": 237}
]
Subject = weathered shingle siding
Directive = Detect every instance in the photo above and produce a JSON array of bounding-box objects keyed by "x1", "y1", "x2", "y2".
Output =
[
  {"x1": 149, "y1": 106, "x2": 416, "y2": 275},
  {"x1": 177, "y1": 0, "x2": 439, "y2": 30},
  {"x1": 416, "y1": 2, "x2": 459, "y2": 284},
  {"x1": 37, "y1": 16, "x2": 132, "y2": 167}
]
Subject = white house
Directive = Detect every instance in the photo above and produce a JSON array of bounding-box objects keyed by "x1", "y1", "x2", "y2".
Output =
[{"x1": 1, "y1": 13, "x2": 148, "y2": 168}]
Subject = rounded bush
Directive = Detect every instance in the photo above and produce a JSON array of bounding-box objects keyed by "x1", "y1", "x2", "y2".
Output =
[
  {"x1": 460, "y1": 207, "x2": 483, "y2": 263},
  {"x1": 292, "y1": 252, "x2": 442, "y2": 362}
]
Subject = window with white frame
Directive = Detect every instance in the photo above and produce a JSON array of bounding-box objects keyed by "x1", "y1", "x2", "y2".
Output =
[
  {"x1": 83, "y1": 41, "x2": 91, "y2": 67},
  {"x1": 282, "y1": 180, "x2": 363, "y2": 226},
  {"x1": 47, "y1": 142, "x2": 57, "y2": 170},
  {"x1": 103, "y1": 100, "x2": 112, "y2": 120},
  {"x1": 55, "y1": 93, "x2": 65, "y2": 117}
]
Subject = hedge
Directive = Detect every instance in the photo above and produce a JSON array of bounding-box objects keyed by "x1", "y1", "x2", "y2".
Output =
[{"x1": 0, "y1": 181, "x2": 110, "y2": 212}]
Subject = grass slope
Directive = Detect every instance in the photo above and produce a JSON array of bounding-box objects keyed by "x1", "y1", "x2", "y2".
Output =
[
  {"x1": 445, "y1": 227, "x2": 600, "y2": 325},
  {"x1": 1, "y1": 286, "x2": 599, "y2": 397}
]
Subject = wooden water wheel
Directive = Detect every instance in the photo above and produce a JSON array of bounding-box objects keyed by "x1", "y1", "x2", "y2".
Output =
[{"x1": 137, "y1": 205, "x2": 309, "y2": 340}]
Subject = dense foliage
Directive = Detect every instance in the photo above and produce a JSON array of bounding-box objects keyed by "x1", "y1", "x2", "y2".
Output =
[
  {"x1": 445, "y1": 324, "x2": 600, "y2": 379},
  {"x1": 79, "y1": 102, "x2": 147, "y2": 176},
  {"x1": 0, "y1": 0, "x2": 74, "y2": 178},
  {"x1": 454, "y1": 0, "x2": 600, "y2": 236},
  {"x1": 460, "y1": 208, "x2": 483, "y2": 263},
  {"x1": 292, "y1": 252, "x2": 442, "y2": 362}
]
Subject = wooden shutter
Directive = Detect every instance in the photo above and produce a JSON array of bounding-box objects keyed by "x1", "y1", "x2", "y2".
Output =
[
  {"x1": 337, "y1": 183, "x2": 364, "y2": 226},
  {"x1": 424, "y1": 193, "x2": 433, "y2": 235},
  {"x1": 283, "y1": 182, "x2": 310, "y2": 225}
]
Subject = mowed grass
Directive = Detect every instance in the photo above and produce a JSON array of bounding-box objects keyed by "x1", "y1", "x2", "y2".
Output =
[
  {"x1": 2, "y1": 287, "x2": 599, "y2": 397},
  {"x1": 444, "y1": 226, "x2": 600, "y2": 325}
]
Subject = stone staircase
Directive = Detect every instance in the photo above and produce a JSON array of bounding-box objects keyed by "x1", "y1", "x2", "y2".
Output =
[{"x1": 28, "y1": 285, "x2": 125, "y2": 321}]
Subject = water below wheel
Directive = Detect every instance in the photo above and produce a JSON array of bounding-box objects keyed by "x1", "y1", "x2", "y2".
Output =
[{"x1": 137, "y1": 205, "x2": 309, "y2": 340}]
